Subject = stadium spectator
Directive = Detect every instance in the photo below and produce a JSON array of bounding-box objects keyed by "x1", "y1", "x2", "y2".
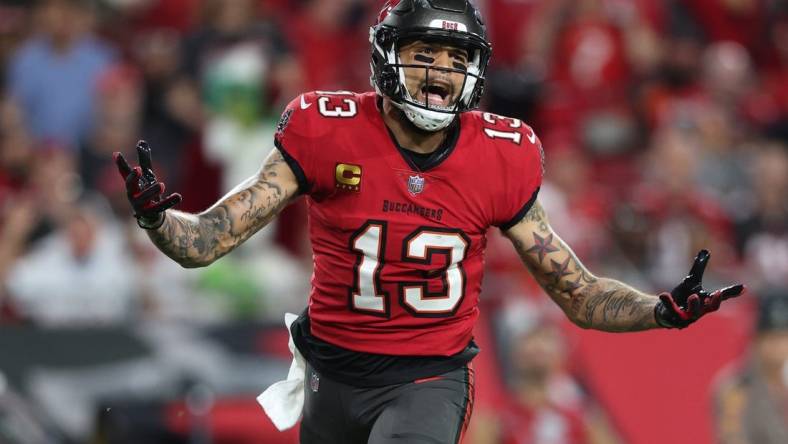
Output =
[
  {"x1": 701, "y1": 41, "x2": 754, "y2": 113},
  {"x1": 735, "y1": 141, "x2": 788, "y2": 290},
  {"x1": 760, "y1": 13, "x2": 788, "y2": 133},
  {"x1": 3, "y1": 191, "x2": 139, "y2": 326},
  {"x1": 713, "y1": 288, "x2": 788, "y2": 444},
  {"x1": 0, "y1": 1, "x2": 28, "y2": 87},
  {"x1": 180, "y1": 0, "x2": 301, "y2": 190},
  {"x1": 680, "y1": 0, "x2": 768, "y2": 58},
  {"x1": 130, "y1": 29, "x2": 198, "y2": 193},
  {"x1": 180, "y1": 0, "x2": 300, "y2": 108},
  {"x1": 0, "y1": 96, "x2": 33, "y2": 202},
  {"x1": 5, "y1": 0, "x2": 116, "y2": 150},
  {"x1": 472, "y1": 300, "x2": 621, "y2": 444},
  {"x1": 129, "y1": 26, "x2": 220, "y2": 214},
  {"x1": 80, "y1": 64, "x2": 144, "y2": 193},
  {"x1": 521, "y1": 0, "x2": 659, "y2": 155},
  {"x1": 638, "y1": 11, "x2": 706, "y2": 131},
  {"x1": 0, "y1": 102, "x2": 80, "y2": 257}
]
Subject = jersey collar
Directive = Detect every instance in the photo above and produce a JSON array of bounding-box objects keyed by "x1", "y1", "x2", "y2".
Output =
[{"x1": 375, "y1": 95, "x2": 461, "y2": 172}]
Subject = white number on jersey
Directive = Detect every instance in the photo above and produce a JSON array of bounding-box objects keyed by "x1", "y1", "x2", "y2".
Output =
[
  {"x1": 349, "y1": 221, "x2": 469, "y2": 317},
  {"x1": 350, "y1": 221, "x2": 389, "y2": 315},
  {"x1": 318, "y1": 96, "x2": 357, "y2": 117},
  {"x1": 482, "y1": 112, "x2": 523, "y2": 144},
  {"x1": 314, "y1": 91, "x2": 358, "y2": 118},
  {"x1": 401, "y1": 230, "x2": 468, "y2": 315}
]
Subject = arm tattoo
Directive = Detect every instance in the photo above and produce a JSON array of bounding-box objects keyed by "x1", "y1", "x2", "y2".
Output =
[
  {"x1": 578, "y1": 281, "x2": 657, "y2": 331},
  {"x1": 147, "y1": 150, "x2": 296, "y2": 267},
  {"x1": 523, "y1": 201, "x2": 549, "y2": 232},
  {"x1": 507, "y1": 200, "x2": 659, "y2": 331}
]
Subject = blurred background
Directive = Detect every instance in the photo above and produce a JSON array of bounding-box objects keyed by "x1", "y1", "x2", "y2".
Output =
[{"x1": 0, "y1": 0, "x2": 786, "y2": 443}]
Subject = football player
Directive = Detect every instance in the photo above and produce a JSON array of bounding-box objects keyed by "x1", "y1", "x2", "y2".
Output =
[{"x1": 114, "y1": 1, "x2": 744, "y2": 443}]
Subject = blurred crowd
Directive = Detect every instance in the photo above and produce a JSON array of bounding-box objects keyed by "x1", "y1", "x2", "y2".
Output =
[{"x1": 0, "y1": 0, "x2": 786, "y2": 443}]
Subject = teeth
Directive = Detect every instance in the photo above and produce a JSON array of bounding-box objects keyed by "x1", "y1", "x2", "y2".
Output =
[{"x1": 417, "y1": 85, "x2": 452, "y2": 108}]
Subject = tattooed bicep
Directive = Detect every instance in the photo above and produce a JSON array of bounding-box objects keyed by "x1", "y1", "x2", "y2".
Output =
[
  {"x1": 256, "y1": 149, "x2": 286, "y2": 185},
  {"x1": 260, "y1": 148, "x2": 286, "y2": 173},
  {"x1": 520, "y1": 200, "x2": 550, "y2": 233},
  {"x1": 252, "y1": 148, "x2": 300, "y2": 203},
  {"x1": 503, "y1": 200, "x2": 553, "y2": 254}
]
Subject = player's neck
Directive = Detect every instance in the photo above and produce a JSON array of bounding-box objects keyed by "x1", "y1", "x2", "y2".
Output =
[{"x1": 381, "y1": 98, "x2": 450, "y2": 154}]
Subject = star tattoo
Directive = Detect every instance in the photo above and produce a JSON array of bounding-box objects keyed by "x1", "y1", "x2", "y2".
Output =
[
  {"x1": 562, "y1": 275, "x2": 583, "y2": 297},
  {"x1": 526, "y1": 233, "x2": 559, "y2": 263},
  {"x1": 545, "y1": 257, "x2": 572, "y2": 284}
]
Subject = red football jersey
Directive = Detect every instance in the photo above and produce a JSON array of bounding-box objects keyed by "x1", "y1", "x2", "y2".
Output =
[{"x1": 275, "y1": 91, "x2": 543, "y2": 356}]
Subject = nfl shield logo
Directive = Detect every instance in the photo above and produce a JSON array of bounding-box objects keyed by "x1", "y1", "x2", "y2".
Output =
[
  {"x1": 407, "y1": 175, "x2": 425, "y2": 195},
  {"x1": 310, "y1": 372, "x2": 320, "y2": 392}
]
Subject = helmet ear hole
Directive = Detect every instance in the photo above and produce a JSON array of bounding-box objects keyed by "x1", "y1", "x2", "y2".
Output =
[
  {"x1": 376, "y1": 27, "x2": 395, "y2": 49},
  {"x1": 380, "y1": 65, "x2": 399, "y2": 96}
]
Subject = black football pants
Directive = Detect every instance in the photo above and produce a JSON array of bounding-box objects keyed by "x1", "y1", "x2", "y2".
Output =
[{"x1": 299, "y1": 362, "x2": 475, "y2": 444}]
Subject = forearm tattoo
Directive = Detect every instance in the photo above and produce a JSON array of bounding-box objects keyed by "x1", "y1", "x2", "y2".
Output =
[
  {"x1": 575, "y1": 280, "x2": 658, "y2": 331},
  {"x1": 508, "y1": 201, "x2": 658, "y2": 331},
  {"x1": 147, "y1": 150, "x2": 294, "y2": 267}
]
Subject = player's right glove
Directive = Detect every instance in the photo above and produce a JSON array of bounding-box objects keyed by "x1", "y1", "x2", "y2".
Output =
[
  {"x1": 113, "y1": 140, "x2": 182, "y2": 230},
  {"x1": 654, "y1": 249, "x2": 744, "y2": 329}
]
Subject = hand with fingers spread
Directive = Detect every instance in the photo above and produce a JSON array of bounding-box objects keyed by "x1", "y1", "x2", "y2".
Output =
[
  {"x1": 113, "y1": 140, "x2": 182, "y2": 229},
  {"x1": 654, "y1": 250, "x2": 745, "y2": 329}
]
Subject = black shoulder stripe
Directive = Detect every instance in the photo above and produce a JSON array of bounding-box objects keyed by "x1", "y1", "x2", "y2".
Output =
[
  {"x1": 274, "y1": 139, "x2": 310, "y2": 195},
  {"x1": 498, "y1": 187, "x2": 540, "y2": 231}
]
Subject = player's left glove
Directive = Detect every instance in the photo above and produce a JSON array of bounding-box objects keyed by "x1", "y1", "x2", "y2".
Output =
[
  {"x1": 654, "y1": 249, "x2": 744, "y2": 329},
  {"x1": 113, "y1": 140, "x2": 182, "y2": 230}
]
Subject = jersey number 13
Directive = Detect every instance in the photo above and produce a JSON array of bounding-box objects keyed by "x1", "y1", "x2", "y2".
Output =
[{"x1": 349, "y1": 220, "x2": 470, "y2": 318}]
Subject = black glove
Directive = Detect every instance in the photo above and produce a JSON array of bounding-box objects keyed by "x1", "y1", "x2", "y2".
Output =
[
  {"x1": 654, "y1": 250, "x2": 744, "y2": 329},
  {"x1": 113, "y1": 140, "x2": 182, "y2": 229}
]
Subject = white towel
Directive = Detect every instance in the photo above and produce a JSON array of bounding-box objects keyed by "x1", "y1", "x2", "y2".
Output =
[{"x1": 257, "y1": 312, "x2": 306, "y2": 431}]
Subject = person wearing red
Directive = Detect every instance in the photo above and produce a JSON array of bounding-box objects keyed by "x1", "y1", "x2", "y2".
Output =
[{"x1": 113, "y1": 1, "x2": 744, "y2": 443}]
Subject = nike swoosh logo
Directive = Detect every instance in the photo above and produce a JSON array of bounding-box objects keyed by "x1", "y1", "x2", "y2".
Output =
[
  {"x1": 527, "y1": 128, "x2": 537, "y2": 144},
  {"x1": 300, "y1": 95, "x2": 312, "y2": 109}
]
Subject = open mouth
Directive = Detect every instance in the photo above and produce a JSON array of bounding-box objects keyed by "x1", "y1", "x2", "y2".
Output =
[{"x1": 419, "y1": 82, "x2": 452, "y2": 108}]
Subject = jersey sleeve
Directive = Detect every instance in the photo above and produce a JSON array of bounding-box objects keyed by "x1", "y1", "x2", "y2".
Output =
[
  {"x1": 273, "y1": 92, "x2": 328, "y2": 196},
  {"x1": 494, "y1": 123, "x2": 544, "y2": 231}
]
